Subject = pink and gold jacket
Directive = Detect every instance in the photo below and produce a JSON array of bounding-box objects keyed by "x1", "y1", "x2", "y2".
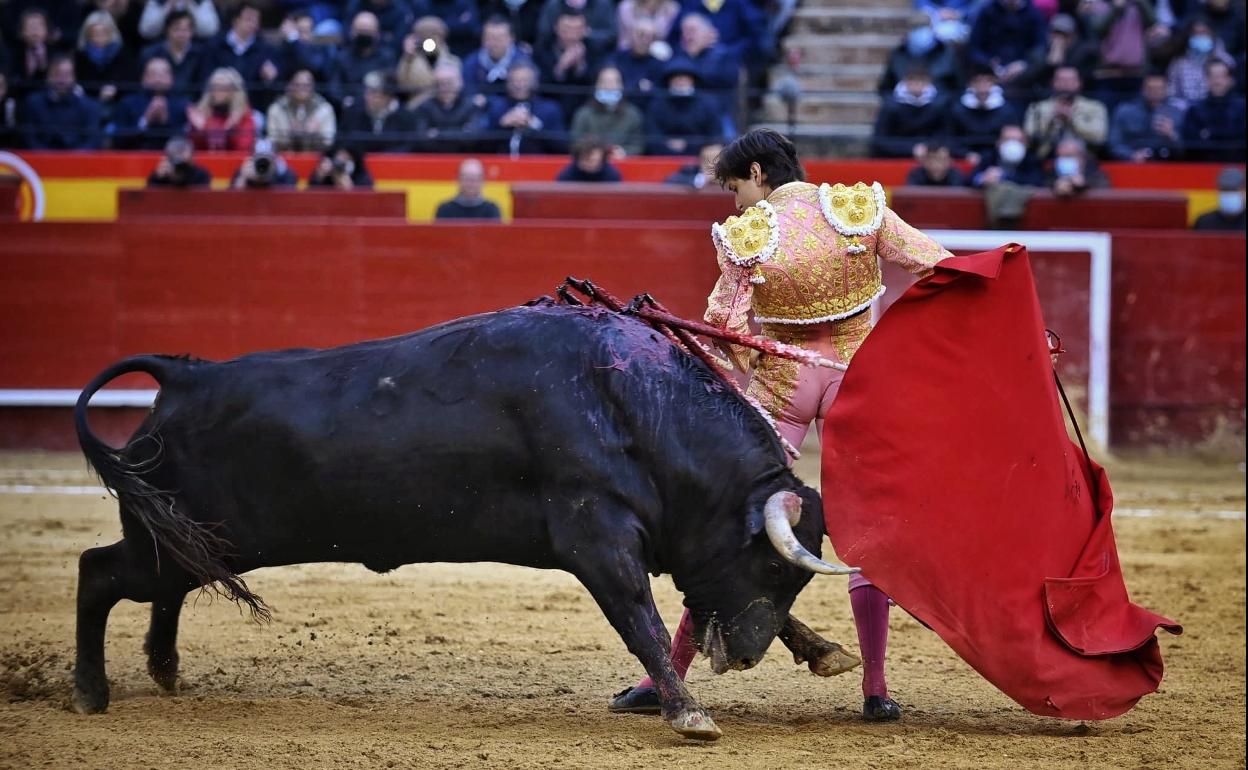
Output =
[{"x1": 705, "y1": 181, "x2": 951, "y2": 348}]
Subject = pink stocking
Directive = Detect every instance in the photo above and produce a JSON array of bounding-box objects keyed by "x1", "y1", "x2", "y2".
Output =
[
  {"x1": 850, "y1": 584, "x2": 891, "y2": 698},
  {"x1": 636, "y1": 609, "x2": 698, "y2": 689}
]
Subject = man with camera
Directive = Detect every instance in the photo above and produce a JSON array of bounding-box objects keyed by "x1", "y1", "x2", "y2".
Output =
[
  {"x1": 1022, "y1": 65, "x2": 1108, "y2": 158},
  {"x1": 229, "y1": 138, "x2": 298, "y2": 189},
  {"x1": 147, "y1": 135, "x2": 212, "y2": 188}
]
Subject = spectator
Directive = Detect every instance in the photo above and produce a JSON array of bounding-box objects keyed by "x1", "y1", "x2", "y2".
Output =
[
  {"x1": 147, "y1": 134, "x2": 212, "y2": 186},
  {"x1": 967, "y1": 0, "x2": 1048, "y2": 90},
  {"x1": 266, "y1": 68, "x2": 336, "y2": 151},
  {"x1": 479, "y1": 0, "x2": 542, "y2": 46},
  {"x1": 878, "y1": 12, "x2": 961, "y2": 96},
  {"x1": 187, "y1": 66, "x2": 257, "y2": 151},
  {"x1": 207, "y1": 3, "x2": 281, "y2": 107},
  {"x1": 484, "y1": 60, "x2": 566, "y2": 154},
  {"x1": 397, "y1": 16, "x2": 462, "y2": 107},
  {"x1": 20, "y1": 54, "x2": 102, "y2": 149},
  {"x1": 871, "y1": 66, "x2": 950, "y2": 159},
  {"x1": 536, "y1": 0, "x2": 617, "y2": 52},
  {"x1": 411, "y1": 62, "x2": 483, "y2": 151},
  {"x1": 109, "y1": 55, "x2": 189, "y2": 148},
  {"x1": 571, "y1": 66, "x2": 644, "y2": 157},
  {"x1": 1023, "y1": 65, "x2": 1109, "y2": 157},
  {"x1": 279, "y1": 11, "x2": 338, "y2": 86},
  {"x1": 0, "y1": 73, "x2": 17, "y2": 147},
  {"x1": 969, "y1": 124, "x2": 1045, "y2": 226},
  {"x1": 616, "y1": 0, "x2": 679, "y2": 50},
  {"x1": 308, "y1": 144, "x2": 375, "y2": 189},
  {"x1": 904, "y1": 142, "x2": 967, "y2": 185},
  {"x1": 1014, "y1": 13, "x2": 1100, "y2": 102},
  {"x1": 344, "y1": 0, "x2": 415, "y2": 45},
  {"x1": 339, "y1": 69, "x2": 417, "y2": 151},
  {"x1": 419, "y1": 0, "x2": 482, "y2": 58},
  {"x1": 230, "y1": 138, "x2": 299, "y2": 189},
  {"x1": 1046, "y1": 136, "x2": 1111, "y2": 196},
  {"x1": 535, "y1": 10, "x2": 605, "y2": 120},
  {"x1": 675, "y1": 13, "x2": 740, "y2": 137},
  {"x1": 919, "y1": 0, "x2": 976, "y2": 46},
  {"x1": 2, "y1": 3, "x2": 79, "y2": 53},
  {"x1": 1192, "y1": 165, "x2": 1246, "y2": 230},
  {"x1": 138, "y1": 0, "x2": 220, "y2": 41},
  {"x1": 334, "y1": 12, "x2": 399, "y2": 103},
  {"x1": 609, "y1": 17, "x2": 665, "y2": 109},
  {"x1": 140, "y1": 11, "x2": 208, "y2": 97},
  {"x1": 556, "y1": 135, "x2": 623, "y2": 181},
  {"x1": 9, "y1": 9, "x2": 69, "y2": 99},
  {"x1": 950, "y1": 67, "x2": 1019, "y2": 160},
  {"x1": 1180, "y1": 58, "x2": 1245, "y2": 160},
  {"x1": 85, "y1": 0, "x2": 145, "y2": 48},
  {"x1": 1166, "y1": 16, "x2": 1235, "y2": 103},
  {"x1": 462, "y1": 16, "x2": 534, "y2": 97},
  {"x1": 643, "y1": 58, "x2": 721, "y2": 155},
  {"x1": 672, "y1": 0, "x2": 769, "y2": 60},
  {"x1": 1108, "y1": 72, "x2": 1185, "y2": 159},
  {"x1": 1195, "y1": 0, "x2": 1244, "y2": 58},
  {"x1": 74, "y1": 10, "x2": 138, "y2": 105},
  {"x1": 664, "y1": 139, "x2": 723, "y2": 188},
  {"x1": 435, "y1": 157, "x2": 502, "y2": 219},
  {"x1": 1081, "y1": 0, "x2": 1157, "y2": 112}
]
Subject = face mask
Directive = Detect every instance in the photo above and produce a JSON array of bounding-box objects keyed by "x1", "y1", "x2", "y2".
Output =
[
  {"x1": 670, "y1": 84, "x2": 695, "y2": 97},
  {"x1": 999, "y1": 139, "x2": 1026, "y2": 164},
  {"x1": 1219, "y1": 191, "x2": 1245, "y2": 216},
  {"x1": 1054, "y1": 156, "x2": 1080, "y2": 177},
  {"x1": 595, "y1": 88, "x2": 622, "y2": 106},
  {"x1": 1188, "y1": 35, "x2": 1213, "y2": 54},
  {"x1": 906, "y1": 26, "x2": 936, "y2": 56},
  {"x1": 934, "y1": 18, "x2": 964, "y2": 43},
  {"x1": 353, "y1": 33, "x2": 376, "y2": 50}
]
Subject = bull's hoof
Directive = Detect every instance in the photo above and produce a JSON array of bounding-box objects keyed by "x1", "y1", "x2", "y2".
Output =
[
  {"x1": 146, "y1": 655, "x2": 179, "y2": 693},
  {"x1": 862, "y1": 695, "x2": 902, "y2": 722},
  {"x1": 608, "y1": 686, "x2": 661, "y2": 715},
  {"x1": 669, "y1": 709, "x2": 722, "y2": 741},
  {"x1": 807, "y1": 643, "x2": 861, "y2": 677},
  {"x1": 70, "y1": 683, "x2": 109, "y2": 715}
]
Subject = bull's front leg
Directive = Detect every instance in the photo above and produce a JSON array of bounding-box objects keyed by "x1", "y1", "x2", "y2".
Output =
[
  {"x1": 779, "y1": 615, "x2": 861, "y2": 677},
  {"x1": 563, "y1": 538, "x2": 722, "y2": 741}
]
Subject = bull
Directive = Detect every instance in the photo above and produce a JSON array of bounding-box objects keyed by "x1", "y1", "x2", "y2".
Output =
[{"x1": 72, "y1": 300, "x2": 854, "y2": 740}]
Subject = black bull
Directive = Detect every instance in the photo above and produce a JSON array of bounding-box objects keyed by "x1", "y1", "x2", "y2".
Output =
[{"x1": 72, "y1": 302, "x2": 852, "y2": 740}]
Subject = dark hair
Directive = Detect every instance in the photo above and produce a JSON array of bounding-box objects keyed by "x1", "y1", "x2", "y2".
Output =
[
  {"x1": 48, "y1": 52, "x2": 74, "y2": 72},
  {"x1": 1204, "y1": 57, "x2": 1232, "y2": 76},
  {"x1": 483, "y1": 14, "x2": 514, "y2": 34},
  {"x1": 712, "y1": 128, "x2": 805, "y2": 188},
  {"x1": 164, "y1": 9, "x2": 194, "y2": 33},
  {"x1": 571, "y1": 135, "x2": 606, "y2": 160}
]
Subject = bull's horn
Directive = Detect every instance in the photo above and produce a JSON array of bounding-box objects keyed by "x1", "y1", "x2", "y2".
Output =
[{"x1": 764, "y1": 491, "x2": 860, "y2": 576}]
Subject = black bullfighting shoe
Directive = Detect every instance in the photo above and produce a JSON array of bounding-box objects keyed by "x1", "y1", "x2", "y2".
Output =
[
  {"x1": 608, "y1": 685, "x2": 661, "y2": 714},
  {"x1": 862, "y1": 695, "x2": 902, "y2": 722}
]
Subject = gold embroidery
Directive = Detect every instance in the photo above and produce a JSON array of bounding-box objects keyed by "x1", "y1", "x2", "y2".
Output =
[
  {"x1": 722, "y1": 206, "x2": 774, "y2": 261},
  {"x1": 746, "y1": 354, "x2": 802, "y2": 422}
]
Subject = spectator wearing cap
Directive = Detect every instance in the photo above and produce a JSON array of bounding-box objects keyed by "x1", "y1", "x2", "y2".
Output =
[
  {"x1": 74, "y1": 10, "x2": 138, "y2": 106},
  {"x1": 279, "y1": 11, "x2": 339, "y2": 87},
  {"x1": 1193, "y1": 166, "x2": 1246, "y2": 230},
  {"x1": 675, "y1": 13, "x2": 741, "y2": 137},
  {"x1": 1108, "y1": 72, "x2": 1185, "y2": 160},
  {"x1": 1014, "y1": 13, "x2": 1100, "y2": 103},
  {"x1": 435, "y1": 158, "x2": 503, "y2": 219},
  {"x1": 479, "y1": 0, "x2": 543, "y2": 48},
  {"x1": 1166, "y1": 16, "x2": 1236, "y2": 104},
  {"x1": 609, "y1": 17, "x2": 665, "y2": 110},
  {"x1": 339, "y1": 69, "x2": 417, "y2": 151},
  {"x1": 616, "y1": 0, "x2": 679, "y2": 50},
  {"x1": 484, "y1": 59, "x2": 566, "y2": 154},
  {"x1": 140, "y1": 11, "x2": 209, "y2": 97},
  {"x1": 536, "y1": 0, "x2": 617, "y2": 53},
  {"x1": 412, "y1": 62, "x2": 482, "y2": 151},
  {"x1": 571, "y1": 65, "x2": 644, "y2": 156},
  {"x1": 556, "y1": 136, "x2": 623, "y2": 181},
  {"x1": 1080, "y1": 0, "x2": 1158, "y2": 112},
  {"x1": 879, "y1": 12, "x2": 961, "y2": 96},
  {"x1": 463, "y1": 16, "x2": 535, "y2": 97},
  {"x1": 535, "y1": 10, "x2": 606, "y2": 120},
  {"x1": 417, "y1": 0, "x2": 483, "y2": 58},
  {"x1": 266, "y1": 68, "x2": 337, "y2": 151},
  {"x1": 138, "y1": 0, "x2": 219, "y2": 41},
  {"x1": 1180, "y1": 58, "x2": 1245, "y2": 160},
  {"x1": 967, "y1": 0, "x2": 1047, "y2": 90},
  {"x1": 1023, "y1": 65, "x2": 1108, "y2": 157},
  {"x1": 20, "y1": 54, "x2": 102, "y2": 149},
  {"x1": 950, "y1": 67, "x2": 1019, "y2": 160},
  {"x1": 334, "y1": 12, "x2": 399, "y2": 102},
  {"x1": 398, "y1": 16, "x2": 462, "y2": 107},
  {"x1": 905, "y1": 142, "x2": 967, "y2": 186},
  {"x1": 109, "y1": 55, "x2": 190, "y2": 149},
  {"x1": 186, "y1": 66, "x2": 256, "y2": 151},
  {"x1": 344, "y1": 0, "x2": 415, "y2": 46},
  {"x1": 871, "y1": 66, "x2": 950, "y2": 158},
  {"x1": 643, "y1": 57, "x2": 721, "y2": 155},
  {"x1": 1045, "y1": 136, "x2": 1110, "y2": 197},
  {"x1": 207, "y1": 3, "x2": 282, "y2": 108}
]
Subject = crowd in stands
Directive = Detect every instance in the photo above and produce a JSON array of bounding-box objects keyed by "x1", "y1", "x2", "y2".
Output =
[
  {"x1": 872, "y1": 0, "x2": 1246, "y2": 175},
  {"x1": 0, "y1": 0, "x2": 783, "y2": 158}
]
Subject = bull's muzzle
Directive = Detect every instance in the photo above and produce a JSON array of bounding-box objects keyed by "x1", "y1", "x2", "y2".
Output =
[{"x1": 764, "y1": 491, "x2": 859, "y2": 576}]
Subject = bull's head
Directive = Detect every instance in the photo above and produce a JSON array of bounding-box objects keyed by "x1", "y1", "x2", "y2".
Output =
[{"x1": 682, "y1": 485, "x2": 855, "y2": 674}]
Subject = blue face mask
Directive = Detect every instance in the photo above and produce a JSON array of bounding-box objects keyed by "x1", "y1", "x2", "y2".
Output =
[
  {"x1": 907, "y1": 26, "x2": 937, "y2": 56},
  {"x1": 595, "y1": 88, "x2": 622, "y2": 106},
  {"x1": 1054, "y1": 156, "x2": 1081, "y2": 177},
  {"x1": 1189, "y1": 35, "x2": 1214, "y2": 54}
]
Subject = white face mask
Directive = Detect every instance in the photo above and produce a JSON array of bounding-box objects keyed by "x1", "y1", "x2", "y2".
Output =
[
  {"x1": 999, "y1": 139, "x2": 1026, "y2": 164},
  {"x1": 1054, "y1": 156, "x2": 1080, "y2": 177},
  {"x1": 1218, "y1": 191, "x2": 1245, "y2": 216}
]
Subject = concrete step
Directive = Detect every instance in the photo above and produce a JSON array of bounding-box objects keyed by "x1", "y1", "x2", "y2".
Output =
[
  {"x1": 783, "y1": 33, "x2": 900, "y2": 66},
  {"x1": 748, "y1": 121, "x2": 873, "y2": 158},
  {"x1": 771, "y1": 63, "x2": 885, "y2": 94},
  {"x1": 789, "y1": 7, "x2": 916, "y2": 36},
  {"x1": 761, "y1": 92, "x2": 880, "y2": 126}
]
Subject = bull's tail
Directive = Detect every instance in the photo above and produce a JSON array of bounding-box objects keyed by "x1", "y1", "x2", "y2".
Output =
[{"x1": 75, "y1": 356, "x2": 270, "y2": 622}]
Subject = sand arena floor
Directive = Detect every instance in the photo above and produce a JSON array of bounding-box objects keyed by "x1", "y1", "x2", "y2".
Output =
[{"x1": 0, "y1": 448, "x2": 1243, "y2": 770}]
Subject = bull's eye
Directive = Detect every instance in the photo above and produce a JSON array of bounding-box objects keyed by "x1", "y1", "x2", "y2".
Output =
[{"x1": 765, "y1": 561, "x2": 785, "y2": 578}]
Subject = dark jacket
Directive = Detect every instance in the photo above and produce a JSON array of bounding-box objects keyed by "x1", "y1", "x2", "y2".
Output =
[
  {"x1": 73, "y1": 46, "x2": 139, "y2": 101},
  {"x1": 672, "y1": 0, "x2": 768, "y2": 59},
  {"x1": 609, "y1": 50, "x2": 665, "y2": 110},
  {"x1": 1192, "y1": 208, "x2": 1246, "y2": 231},
  {"x1": 871, "y1": 89, "x2": 950, "y2": 158},
  {"x1": 332, "y1": 44, "x2": 398, "y2": 100},
  {"x1": 1181, "y1": 93, "x2": 1247, "y2": 162},
  {"x1": 480, "y1": 0, "x2": 543, "y2": 47},
  {"x1": 878, "y1": 42, "x2": 962, "y2": 95},
  {"x1": 147, "y1": 162, "x2": 212, "y2": 187},
  {"x1": 555, "y1": 160, "x2": 622, "y2": 182},
  {"x1": 967, "y1": 0, "x2": 1047, "y2": 69},
  {"x1": 108, "y1": 90, "x2": 190, "y2": 149},
  {"x1": 676, "y1": 47, "x2": 740, "y2": 117},
  {"x1": 462, "y1": 45, "x2": 535, "y2": 97},
  {"x1": 139, "y1": 41, "x2": 210, "y2": 99},
  {"x1": 643, "y1": 90, "x2": 721, "y2": 155},
  {"x1": 1107, "y1": 96, "x2": 1185, "y2": 160},
  {"x1": 20, "y1": 89, "x2": 102, "y2": 149},
  {"x1": 281, "y1": 39, "x2": 338, "y2": 88},
  {"x1": 435, "y1": 197, "x2": 502, "y2": 219},
  {"x1": 968, "y1": 146, "x2": 1046, "y2": 187},
  {"x1": 905, "y1": 165, "x2": 968, "y2": 186},
  {"x1": 534, "y1": 38, "x2": 607, "y2": 121},
  {"x1": 415, "y1": 0, "x2": 482, "y2": 58},
  {"x1": 345, "y1": 0, "x2": 415, "y2": 44},
  {"x1": 949, "y1": 91, "x2": 1019, "y2": 156},
  {"x1": 207, "y1": 33, "x2": 280, "y2": 85},
  {"x1": 339, "y1": 102, "x2": 418, "y2": 152},
  {"x1": 412, "y1": 92, "x2": 483, "y2": 151},
  {"x1": 483, "y1": 92, "x2": 567, "y2": 154}
]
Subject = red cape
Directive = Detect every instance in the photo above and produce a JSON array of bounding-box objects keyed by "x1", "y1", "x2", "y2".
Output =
[{"x1": 821, "y1": 245, "x2": 1181, "y2": 720}]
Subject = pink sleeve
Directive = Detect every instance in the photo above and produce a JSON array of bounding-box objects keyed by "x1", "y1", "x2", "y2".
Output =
[
  {"x1": 874, "y1": 207, "x2": 952, "y2": 278},
  {"x1": 704, "y1": 246, "x2": 754, "y2": 370}
]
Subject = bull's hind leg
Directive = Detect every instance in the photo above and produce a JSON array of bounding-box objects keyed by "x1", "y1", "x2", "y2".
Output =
[
  {"x1": 73, "y1": 540, "x2": 158, "y2": 714},
  {"x1": 145, "y1": 588, "x2": 190, "y2": 692}
]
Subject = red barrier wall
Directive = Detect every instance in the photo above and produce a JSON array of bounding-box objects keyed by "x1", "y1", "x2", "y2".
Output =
[
  {"x1": 118, "y1": 189, "x2": 408, "y2": 221},
  {"x1": 0, "y1": 222, "x2": 1242, "y2": 450},
  {"x1": 889, "y1": 187, "x2": 1190, "y2": 230}
]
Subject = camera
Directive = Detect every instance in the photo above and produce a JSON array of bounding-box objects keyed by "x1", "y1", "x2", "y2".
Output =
[
  {"x1": 331, "y1": 157, "x2": 350, "y2": 175},
  {"x1": 252, "y1": 153, "x2": 275, "y2": 181}
]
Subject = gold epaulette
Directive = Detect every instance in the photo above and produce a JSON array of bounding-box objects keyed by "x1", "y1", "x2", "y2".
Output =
[
  {"x1": 818, "y1": 181, "x2": 886, "y2": 237},
  {"x1": 711, "y1": 200, "x2": 779, "y2": 284}
]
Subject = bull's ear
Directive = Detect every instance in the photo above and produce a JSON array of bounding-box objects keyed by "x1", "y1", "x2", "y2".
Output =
[{"x1": 743, "y1": 507, "x2": 766, "y2": 546}]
